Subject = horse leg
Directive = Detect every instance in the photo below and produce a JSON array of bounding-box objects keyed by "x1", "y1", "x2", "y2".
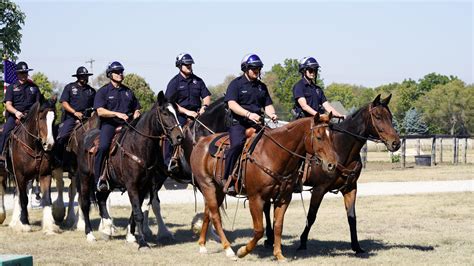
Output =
[
  {"x1": 237, "y1": 196, "x2": 265, "y2": 259},
  {"x1": 263, "y1": 201, "x2": 274, "y2": 248},
  {"x1": 11, "y1": 175, "x2": 32, "y2": 232},
  {"x1": 0, "y1": 175, "x2": 6, "y2": 224},
  {"x1": 128, "y1": 189, "x2": 149, "y2": 250},
  {"x1": 197, "y1": 204, "x2": 211, "y2": 254},
  {"x1": 343, "y1": 188, "x2": 365, "y2": 254},
  {"x1": 65, "y1": 171, "x2": 77, "y2": 227},
  {"x1": 40, "y1": 174, "x2": 61, "y2": 234},
  {"x1": 298, "y1": 187, "x2": 326, "y2": 250},
  {"x1": 52, "y1": 167, "x2": 66, "y2": 224},
  {"x1": 79, "y1": 175, "x2": 95, "y2": 241},
  {"x1": 97, "y1": 191, "x2": 115, "y2": 240},
  {"x1": 272, "y1": 200, "x2": 291, "y2": 262},
  {"x1": 151, "y1": 192, "x2": 174, "y2": 242},
  {"x1": 126, "y1": 211, "x2": 137, "y2": 243}
]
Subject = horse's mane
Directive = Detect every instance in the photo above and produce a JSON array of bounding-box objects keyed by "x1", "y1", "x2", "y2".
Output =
[
  {"x1": 206, "y1": 97, "x2": 225, "y2": 113},
  {"x1": 268, "y1": 117, "x2": 312, "y2": 135},
  {"x1": 22, "y1": 102, "x2": 40, "y2": 123}
]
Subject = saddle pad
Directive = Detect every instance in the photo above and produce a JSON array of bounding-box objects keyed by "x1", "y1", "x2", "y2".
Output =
[{"x1": 208, "y1": 133, "x2": 229, "y2": 157}]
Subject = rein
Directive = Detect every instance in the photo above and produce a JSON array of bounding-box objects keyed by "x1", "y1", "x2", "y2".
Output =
[{"x1": 330, "y1": 105, "x2": 384, "y2": 144}]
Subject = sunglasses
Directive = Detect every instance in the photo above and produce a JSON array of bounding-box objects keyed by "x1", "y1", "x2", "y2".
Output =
[
  {"x1": 306, "y1": 68, "x2": 318, "y2": 74},
  {"x1": 249, "y1": 67, "x2": 262, "y2": 71},
  {"x1": 112, "y1": 70, "x2": 124, "y2": 75}
]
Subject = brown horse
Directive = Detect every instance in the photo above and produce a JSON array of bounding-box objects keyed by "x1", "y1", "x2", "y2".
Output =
[
  {"x1": 76, "y1": 92, "x2": 184, "y2": 248},
  {"x1": 190, "y1": 113, "x2": 338, "y2": 261},
  {"x1": 6, "y1": 100, "x2": 58, "y2": 233},
  {"x1": 263, "y1": 94, "x2": 401, "y2": 254}
]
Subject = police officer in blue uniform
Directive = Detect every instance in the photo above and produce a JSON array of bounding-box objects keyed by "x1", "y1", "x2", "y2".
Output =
[
  {"x1": 164, "y1": 53, "x2": 211, "y2": 171},
  {"x1": 293, "y1": 57, "x2": 345, "y2": 119},
  {"x1": 0, "y1": 61, "x2": 42, "y2": 165},
  {"x1": 93, "y1": 61, "x2": 141, "y2": 191},
  {"x1": 55, "y1": 66, "x2": 96, "y2": 164},
  {"x1": 223, "y1": 54, "x2": 278, "y2": 193}
]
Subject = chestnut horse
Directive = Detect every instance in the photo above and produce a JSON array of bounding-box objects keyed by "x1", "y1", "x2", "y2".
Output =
[
  {"x1": 76, "y1": 92, "x2": 184, "y2": 248},
  {"x1": 263, "y1": 94, "x2": 401, "y2": 254},
  {"x1": 190, "y1": 113, "x2": 338, "y2": 261},
  {"x1": 6, "y1": 100, "x2": 57, "y2": 233}
]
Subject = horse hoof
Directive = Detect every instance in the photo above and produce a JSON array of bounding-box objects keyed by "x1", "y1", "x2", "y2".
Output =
[
  {"x1": 101, "y1": 233, "x2": 112, "y2": 241},
  {"x1": 199, "y1": 246, "x2": 208, "y2": 254},
  {"x1": 86, "y1": 233, "x2": 96, "y2": 242},
  {"x1": 126, "y1": 233, "x2": 137, "y2": 243},
  {"x1": 264, "y1": 240, "x2": 274, "y2": 249},
  {"x1": 0, "y1": 212, "x2": 6, "y2": 224},
  {"x1": 237, "y1": 246, "x2": 247, "y2": 258},
  {"x1": 225, "y1": 247, "x2": 237, "y2": 261}
]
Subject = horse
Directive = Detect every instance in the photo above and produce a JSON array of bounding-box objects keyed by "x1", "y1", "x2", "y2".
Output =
[
  {"x1": 263, "y1": 94, "x2": 401, "y2": 254},
  {"x1": 134, "y1": 97, "x2": 228, "y2": 242},
  {"x1": 76, "y1": 91, "x2": 184, "y2": 248},
  {"x1": 190, "y1": 113, "x2": 339, "y2": 261},
  {"x1": 50, "y1": 112, "x2": 99, "y2": 227},
  {"x1": 6, "y1": 100, "x2": 58, "y2": 234}
]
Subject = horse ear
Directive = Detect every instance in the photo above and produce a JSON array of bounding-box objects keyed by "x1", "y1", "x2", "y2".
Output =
[
  {"x1": 157, "y1": 91, "x2": 166, "y2": 106},
  {"x1": 381, "y1": 94, "x2": 392, "y2": 106},
  {"x1": 313, "y1": 112, "x2": 320, "y2": 123},
  {"x1": 372, "y1": 94, "x2": 382, "y2": 107},
  {"x1": 328, "y1": 111, "x2": 333, "y2": 121}
]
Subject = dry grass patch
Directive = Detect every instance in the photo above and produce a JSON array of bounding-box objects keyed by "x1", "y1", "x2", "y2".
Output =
[{"x1": 0, "y1": 192, "x2": 472, "y2": 264}]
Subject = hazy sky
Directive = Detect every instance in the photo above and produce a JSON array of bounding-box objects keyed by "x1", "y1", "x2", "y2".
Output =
[{"x1": 13, "y1": 0, "x2": 473, "y2": 93}]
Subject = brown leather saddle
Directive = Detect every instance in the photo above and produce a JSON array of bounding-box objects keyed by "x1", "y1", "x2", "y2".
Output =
[
  {"x1": 86, "y1": 126, "x2": 124, "y2": 156},
  {"x1": 207, "y1": 128, "x2": 260, "y2": 193}
]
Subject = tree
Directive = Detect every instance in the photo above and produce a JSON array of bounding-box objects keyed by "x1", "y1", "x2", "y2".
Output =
[
  {"x1": 417, "y1": 72, "x2": 458, "y2": 94},
  {"x1": 208, "y1": 75, "x2": 235, "y2": 101},
  {"x1": 0, "y1": 1, "x2": 26, "y2": 60},
  {"x1": 31, "y1": 72, "x2": 54, "y2": 99},
  {"x1": 402, "y1": 108, "x2": 428, "y2": 135},
  {"x1": 123, "y1": 73, "x2": 155, "y2": 111},
  {"x1": 416, "y1": 80, "x2": 473, "y2": 135},
  {"x1": 91, "y1": 71, "x2": 108, "y2": 88},
  {"x1": 325, "y1": 83, "x2": 356, "y2": 109}
]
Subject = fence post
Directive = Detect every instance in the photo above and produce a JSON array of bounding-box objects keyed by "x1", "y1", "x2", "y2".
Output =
[
  {"x1": 431, "y1": 136, "x2": 436, "y2": 166},
  {"x1": 440, "y1": 138, "x2": 443, "y2": 163},
  {"x1": 401, "y1": 137, "x2": 406, "y2": 168},
  {"x1": 464, "y1": 138, "x2": 468, "y2": 164},
  {"x1": 361, "y1": 143, "x2": 367, "y2": 168},
  {"x1": 453, "y1": 137, "x2": 457, "y2": 165},
  {"x1": 416, "y1": 138, "x2": 420, "y2": 155}
]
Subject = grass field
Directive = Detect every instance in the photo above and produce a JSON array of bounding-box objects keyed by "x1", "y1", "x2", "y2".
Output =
[{"x1": 0, "y1": 192, "x2": 472, "y2": 264}]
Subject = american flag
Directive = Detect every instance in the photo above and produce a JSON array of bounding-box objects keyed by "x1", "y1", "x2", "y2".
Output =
[{"x1": 3, "y1": 59, "x2": 17, "y2": 94}]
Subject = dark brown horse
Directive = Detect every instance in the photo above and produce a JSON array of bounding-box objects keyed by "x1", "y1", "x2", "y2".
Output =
[
  {"x1": 190, "y1": 113, "x2": 338, "y2": 261},
  {"x1": 76, "y1": 92, "x2": 184, "y2": 248},
  {"x1": 51, "y1": 113, "x2": 99, "y2": 227},
  {"x1": 6, "y1": 100, "x2": 58, "y2": 233},
  {"x1": 263, "y1": 94, "x2": 401, "y2": 254}
]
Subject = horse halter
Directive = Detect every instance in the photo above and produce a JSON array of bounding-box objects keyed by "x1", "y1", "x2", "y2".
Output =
[{"x1": 307, "y1": 119, "x2": 331, "y2": 164}]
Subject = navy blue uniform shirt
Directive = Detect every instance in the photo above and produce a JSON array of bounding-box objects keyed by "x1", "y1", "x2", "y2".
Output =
[
  {"x1": 60, "y1": 82, "x2": 96, "y2": 120},
  {"x1": 93, "y1": 82, "x2": 141, "y2": 125},
  {"x1": 293, "y1": 78, "x2": 327, "y2": 116},
  {"x1": 4, "y1": 80, "x2": 42, "y2": 112},
  {"x1": 165, "y1": 73, "x2": 211, "y2": 112},
  {"x1": 224, "y1": 75, "x2": 273, "y2": 122}
]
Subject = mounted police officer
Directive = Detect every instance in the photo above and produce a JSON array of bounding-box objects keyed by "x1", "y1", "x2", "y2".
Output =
[
  {"x1": 292, "y1": 57, "x2": 345, "y2": 119},
  {"x1": 0, "y1": 61, "x2": 43, "y2": 166},
  {"x1": 55, "y1": 66, "x2": 96, "y2": 166},
  {"x1": 93, "y1": 61, "x2": 141, "y2": 192},
  {"x1": 222, "y1": 54, "x2": 278, "y2": 193},
  {"x1": 164, "y1": 53, "x2": 211, "y2": 171}
]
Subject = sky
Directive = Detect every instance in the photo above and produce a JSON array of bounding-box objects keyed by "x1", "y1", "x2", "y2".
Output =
[{"x1": 10, "y1": 0, "x2": 474, "y2": 93}]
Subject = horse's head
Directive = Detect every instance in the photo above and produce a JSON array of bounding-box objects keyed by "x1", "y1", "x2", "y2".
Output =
[
  {"x1": 368, "y1": 94, "x2": 400, "y2": 152},
  {"x1": 305, "y1": 113, "x2": 338, "y2": 174},
  {"x1": 156, "y1": 91, "x2": 184, "y2": 146},
  {"x1": 37, "y1": 99, "x2": 56, "y2": 151}
]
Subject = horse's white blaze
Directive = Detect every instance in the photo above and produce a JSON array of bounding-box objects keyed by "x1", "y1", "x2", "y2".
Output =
[
  {"x1": 167, "y1": 104, "x2": 183, "y2": 133},
  {"x1": 326, "y1": 128, "x2": 330, "y2": 138},
  {"x1": 45, "y1": 111, "x2": 55, "y2": 150}
]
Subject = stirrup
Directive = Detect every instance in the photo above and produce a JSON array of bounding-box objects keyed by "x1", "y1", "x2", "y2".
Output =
[{"x1": 96, "y1": 178, "x2": 110, "y2": 192}]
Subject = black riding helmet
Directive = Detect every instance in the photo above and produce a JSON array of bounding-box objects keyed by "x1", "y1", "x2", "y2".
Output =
[
  {"x1": 175, "y1": 53, "x2": 195, "y2": 67},
  {"x1": 241, "y1": 54, "x2": 264, "y2": 72},
  {"x1": 298, "y1": 57, "x2": 320, "y2": 73},
  {"x1": 106, "y1": 61, "x2": 125, "y2": 78}
]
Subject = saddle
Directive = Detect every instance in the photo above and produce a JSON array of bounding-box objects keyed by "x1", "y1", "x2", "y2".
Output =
[
  {"x1": 207, "y1": 127, "x2": 263, "y2": 194},
  {"x1": 86, "y1": 126, "x2": 125, "y2": 156}
]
